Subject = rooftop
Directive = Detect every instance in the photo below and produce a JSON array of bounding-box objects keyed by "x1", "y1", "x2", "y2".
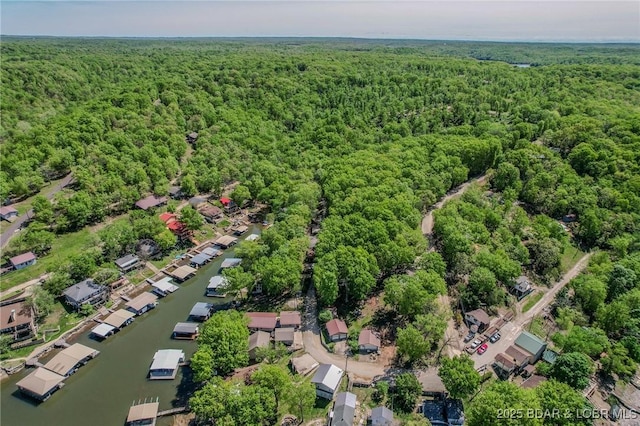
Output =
[
  {"x1": 135, "y1": 195, "x2": 168, "y2": 210},
  {"x1": 220, "y1": 258, "x2": 242, "y2": 269},
  {"x1": 331, "y1": 392, "x2": 357, "y2": 426},
  {"x1": 311, "y1": 364, "x2": 343, "y2": 392},
  {"x1": 151, "y1": 277, "x2": 179, "y2": 294},
  {"x1": 215, "y1": 235, "x2": 238, "y2": 247},
  {"x1": 62, "y1": 279, "x2": 105, "y2": 302},
  {"x1": 150, "y1": 349, "x2": 185, "y2": 371},
  {"x1": 326, "y1": 319, "x2": 348, "y2": 336},
  {"x1": 246, "y1": 233, "x2": 260, "y2": 242},
  {"x1": 248, "y1": 331, "x2": 271, "y2": 351},
  {"x1": 202, "y1": 247, "x2": 221, "y2": 257},
  {"x1": 43, "y1": 343, "x2": 99, "y2": 376},
  {"x1": 173, "y1": 322, "x2": 199, "y2": 335},
  {"x1": 279, "y1": 311, "x2": 302, "y2": 327},
  {"x1": 103, "y1": 309, "x2": 135, "y2": 328},
  {"x1": 190, "y1": 302, "x2": 213, "y2": 318},
  {"x1": 0, "y1": 299, "x2": 33, "y2": 330},
  {"x1": 125, "y1": 292, "x2": 158, "y2": 312},
  {"x1": 247, "y1": 312, "x2": 278, "y2": 330},
  {"x1": 0, "y1": 206, "x2": 18, "y2": 215},
  {"x1": 171, "y1": 265, "x2": 197, "y2": 280},
  {"x1": 290, "y1": 353, "x2": 319, "y2": 376},
  {"x1": 207, "y1": 275, "x2": 228, "y2": 289},
  {"x1": 467, "y1": 308, "x2": 490, "y2": 324},
  {"x1": 127, "y1": 402, "x2": 159, "y2": 423},
  {"x1": 358, "y1": 329, "x2": 381, "y2": 348},
  {"x1": 191, "y1": 253, "x2": 212, "y2": 265},
  {"x1": 514, "y1": 331, "x2": 546, "y2": 356},
  {"x1": 17, "y1": 367, "x2": 65, "y2": 397},
  {"x1": 505, "y1": 345, "x2": 530, "y2": 365},
  {"x1": 9, "y1": 251, "x2": 36, "y2": 266},
  {"x1": 114, "y1": 254, "x2": 139, "y2": 268},
  {"x1": 275, "y1": 327, "x2": 295, "y2": 342},
  {"x1": 159, "y1": 212, "x2": 177, "y2": 223},
  {"x1": 91, "y1": 323, "x2": 116, "y2": 338},
  {"x1": 370, "y1": 406, "x2": 394, "y2": 424}
]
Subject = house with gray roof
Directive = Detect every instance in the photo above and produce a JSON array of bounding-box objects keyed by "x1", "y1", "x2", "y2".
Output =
[
  {"x1": 114, "y1": 254, "x2": 140, "y2": 273},
  {"x1": 370, "y1": 406, "x2": 394, "y2": 426},
  {"x1": 62, "y1": 279, "x2": 108, "y2": 311},
  {"x1": 311, "y1": 364, "x2": 343, "y2": 399},
  {"x1": 189, "y1": 302, "x2": 213, "y2": 322},
  {"x1": 330, "y1": 392, "x2": 357, "y2": 426}
]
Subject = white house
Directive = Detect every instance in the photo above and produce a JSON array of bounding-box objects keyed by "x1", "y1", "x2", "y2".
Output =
[{"x1": 311, "y1": 364, "x2": 343, "y2": 399}]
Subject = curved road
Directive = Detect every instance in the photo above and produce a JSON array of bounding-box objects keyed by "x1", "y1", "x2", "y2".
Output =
[{"x1": 0, "y1": 173, "x2": 74, "y2": 249}]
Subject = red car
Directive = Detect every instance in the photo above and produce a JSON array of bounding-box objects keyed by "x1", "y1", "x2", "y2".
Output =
[{"x1": 477, "y1": 343, "x2": 488, "y2": 355}]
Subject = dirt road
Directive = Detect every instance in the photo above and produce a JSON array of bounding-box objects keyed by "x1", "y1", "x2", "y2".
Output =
[
  {"x1": 0, "y1": 274, "x2": 49, "y2": 300},
  {"x1": 470, "y1": 252, "x2": 593, "y2": 368},
  {"x1": 421, "y1": 174, "x2": 488, "y2": 235}
]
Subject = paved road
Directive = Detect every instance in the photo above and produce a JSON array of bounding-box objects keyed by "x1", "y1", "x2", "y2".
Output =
[
  {"x1": 0, "y1": 173, "x2": 74, "y2": 249},
  {"x1": 301, "y1": 285, "x2": 387, "y2": 381},
  {"x1": 469, "y1": 252, "x2": 594, "y2": 368}
]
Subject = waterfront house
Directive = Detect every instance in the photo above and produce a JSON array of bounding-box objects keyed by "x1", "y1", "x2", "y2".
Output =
[
  {"x1": 115, "y1": 254, "x2": 140, "y2": 273},
  {"x1": 172, "y1": 322, "x2": 199, "y2": 340},
  {"x1": 311, "y1": 364, "x2": 344, "y2": 399},
  {"x1": 148, "y1": 349, "x2": 185, "y2": 380},
  {"x1": 104, "y1": 309, "x2": 136, "y2": 329},
  {"x1": 0, "y1": 205, "x2": 18, "y2": 221},
  {"x1": 190, "y1": 253, "x2": 212, "y2": 268},
  {"x1": 370, "y1": 406, "x2": 394, "y2": 426},
  {"x1": 9, "y1": 252, "x2": 37, "y2": 270},
  {"x1": 279, "y1": 311, "x2": 302, "y2": 329},
  {"x1": 42, "y1": 343, "x2": 99, "y2": 377},
  {"x1": 326, "y1": 319, "x2": 348, "y2": 342},
  {"x1": 16, "y1": 367, "x2": 65, "y2": 401},
  {"x1": 220, "y1": 257, "x2": 242, "y2": 270},
  {"x1": 135, "y1": 195, "x2": 167, "y2": 211},
  {"x1": 514, "y1": 331, "x2": 547, "y2": 363},
  {"x1": 126, "y1": 400, "x2": 159, "y2": 426},
  {"x1": 206, "y1": 275, "x2": 228, "y2": 297},
  {"x1": 199, "y1": 205, "x2": 223, "y2": 223},
  {"x1": 329, "y1": 392, "x2": 357, "y2": 426},
  {"x1": 290, "y1": 353, "x2": 319, "y2": 376},
  {"x1": 91, "y1": 323, "x2": 116, "y2": 340},
  {"x1": 358, "y1": 329, "x2": 381, "y2": 353},
  {"x1": 150, "y1": 277, "x2": 179, "y2": 297},
  {"x1": 248, "y1": 331, "x2": 271, "y2": 360},
  {"x1": 247, "y1": 312, "x2": 278, "y2": 332},
  {"x1": 464, "y1": 309, "x2": 490, "y2": 333},
  {"x1": 125, "y1": 292, "x2": 159, "y2": 316},
  {"x1": 189, "y1": 302, "x2": 213, "y2": 322},
  {"x1": 62, "y1": 279, "x2": 108, "y2": 311},
  {"x1": 214, "y1": 235, "x2": 238, "y2": 249},
  {"x1": 0, "y1": 298, "x2": 37, "y2": 341},
  {"x1": 220, "y1": 197, "x2": 239, "y2": 214}
]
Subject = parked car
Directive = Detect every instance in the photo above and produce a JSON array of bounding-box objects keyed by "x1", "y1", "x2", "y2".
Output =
[
  {"x1": 470, "y1": 339, "x2": 482, "y2": 349},
  {"x1": 489, "y1": 332, "x2": 501, "y2": 343},
  {"x1": 477, "y1": 343, "x2": 488, "y2": 355},
  {"x1": 463, "y1": 332, "x2": 475, "y2": 343}
]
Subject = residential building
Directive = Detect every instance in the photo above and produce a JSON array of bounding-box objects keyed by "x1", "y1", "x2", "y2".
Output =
[
  {"x1": 0, "y1": 298, "x2": 37, "y2": 341},
  {"x1": 62, "y1": 279, "x2": 108, "y2": 311},
  {"x1": 370, "y1": 406, "x2": 394, "y2": 426},
  {"x1": 9, "y1": 252, "x2": 36, "y2": 270},
  {"x1": 274, "y1": 327, "x2": 296, "y2": 346},
  {"x1": 114, "y1": 254, "x2": 140, "y2": 273},
  {"x1": 290, "y1": 353, "x2": 319, "y2": 376},
  {"x1": 311, "y1": 364, "x2": 343, "y2": 399},
  {"x1": 330, "y1": 392, "x2": 357, "y2": 426},
  {"x1": 199, "y1": 205, "x2": 224, "y2": 223},
  {"x1": 512, "y1": 276, "x2": 533, "y2": 301},
  {"x1": 514, "y1": 331, "x2": 547, "y2": 363},
  {"x1": 279, "y1": 311, "x2": 302, "y2": 329},
  {"x1": 326, "y1": 319, "x2": 348, "y2": 341},
  {"x1": 135, "y1": 195, "x2": 167, "y2": 210},
  {"x1": 464, "y1": 309, "x2": 490, "y2": 333},
  {"x1": 358, "y1": 329, "x2": 380, "y2": 353},
  {"x1": 248, "y1": 331, "x2": 271, "y2": 360},
  {"x1": 247, "y1": 312, "x2": 278, "y2": 332}
]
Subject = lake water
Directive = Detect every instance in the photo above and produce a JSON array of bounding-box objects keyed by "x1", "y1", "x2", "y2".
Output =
[{"x1": 0, "y1": 226, "x2": 259, "y2": 426}]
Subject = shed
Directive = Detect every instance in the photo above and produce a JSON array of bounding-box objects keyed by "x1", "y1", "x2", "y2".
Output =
[
  {"x1": 169, "y1": 265, "x2": 197, "y2": 282},
  {"x1": 201, "y1": 247, "x2": 222, "y2": 258},
  {"x1": 214, "y1": 235, "x2": 238, "y2": 249},
  {"x1": 514, "y1": 331, "x2": 547, "y2": 363},
  {"x1": 189, "y1": 302, "x2": 213, "y2": 322},
  {"x1": 16, "y1": 367, "x2": 65, "y2": 401},
  {"x1": 358, "y1": 329, "x2": 380, "y2": 353},
  {"x1": 149, "y1": 349, "x2": 185, "y2": 380},
  {"x1": 125, "y1": 292, "x2": 158, "y2": 316},
  {"x1": 370, "y1": 406, "x2": 394, "y2": 426},
  {"x1": 172, "y1": 322, "x2": 199, "y2": 340},
  {"x1": 190, "y1": 253, "x2": 212, "y2": 268},
  {"x1": 206, "y1": 275, "x2": 228, "y2": 297},
  {"x1": 279, "y1": 311, "x2": 302, "y2": 329},
  {"x1": 247, "y1": 312, "x2": 278, "y2": 331},
  {"x1": 126, "y1": 400, "x2": 159, "y2": 425},
  {"x1": 311, "y1": 364, "x2": 343, "y2": 399},
  {"x1": 220, "y1": 258, "x2": 242, "y2": 270},
  {"x1": 151, "y1": 277, "x2": 179, "y2": 297},
  {"x1": 275, "y1": 327, "x2": 296, "y2": 346},
  {"x1": 248, "y1": 331, "x2": 271, "y2": 360},
  {"x1": 326, "y1": 319, "x2": 348, "y2": 341},
  {"x1": 135, "y1": 195, "x2": 168, "y2": 210},
  {"x1": 290, "y1": 353, "x2": 319, "y2": 376},
  {"x1": 245, "y1": 233, "x2": 260, "y2": 242},
  {"x1": 43, "y1": 343, "x2": 99, "y2": 377},
  {"x1": 91, "y1": 323, "x2": 116, "y2": 339},
  {"x1": 115, "y1": 254, "x2": 140, "y2": 272},
  {"x1": 103, "y1": 309, "x2": 136, "y2": 329},
  {"x1": 9, "y1": 252, "x2": 37, "y2": 270},
  {"x1": 330, "y1": 392, "x2": 357, "y2": 426}
]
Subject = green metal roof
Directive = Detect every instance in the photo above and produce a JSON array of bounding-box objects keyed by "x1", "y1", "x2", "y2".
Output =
[{"x1": 515, "y1": 331, "x2": 546, "y2": 355}]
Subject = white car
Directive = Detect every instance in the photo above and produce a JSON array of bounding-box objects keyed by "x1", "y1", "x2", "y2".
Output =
[{"x1": 470, "y1": 339, "x2": 482, "y2": 349}]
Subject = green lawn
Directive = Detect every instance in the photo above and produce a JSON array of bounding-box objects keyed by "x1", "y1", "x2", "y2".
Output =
[
  {"x1": 522, "y1": 291, "x2": 543, "y2": 313},
  {"x1": 0, "y1": 228, "x2": 95, "y2": 291},
  {"x1": 561, "y1": 245, "x2": 585, "y2": 273}
]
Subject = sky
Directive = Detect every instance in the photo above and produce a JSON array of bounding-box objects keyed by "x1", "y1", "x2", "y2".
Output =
[{"x1": 1, "y1": 1, "x2": 639, "y2": 42}]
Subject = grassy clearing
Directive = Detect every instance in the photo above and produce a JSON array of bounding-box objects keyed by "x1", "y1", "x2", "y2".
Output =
[
  {"x1": 5, "y1": 175, "x2": 71, "y2": 217},
  {"x1": 561, "y1": 245, "x2": 585, "y2": 273},
  {"x1": 0, "y1": 228, "x2": 95, "y2": 291},
  {"x1": 522, "y1": 291, "x2": 543, "y2": 313}
]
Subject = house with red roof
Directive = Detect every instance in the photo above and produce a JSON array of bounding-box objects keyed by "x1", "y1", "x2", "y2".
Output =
[
  {"x1": 220, "y1": 197, "x2": 239, "y2": 214},
  {"x1": 159, "y1": 212, "x2": 191, "y2": 239},
  {"x1": 9, "y1": 252, "x2": 37, "y2": 270},
  {"x1": 326, "y1": 319, "x2": 348, "y2": 341}
]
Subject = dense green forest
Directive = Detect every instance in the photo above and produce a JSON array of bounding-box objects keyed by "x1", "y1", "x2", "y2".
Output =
[{"x1": 1, "y1": 38, "x2": 639, "y2": 423}]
